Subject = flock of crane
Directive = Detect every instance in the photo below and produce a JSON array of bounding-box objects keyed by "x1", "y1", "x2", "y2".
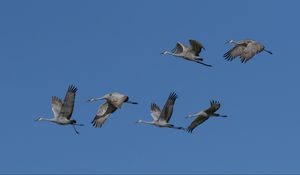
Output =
[{"x1": 36, "y1": 39, "x2": 272, "y2": 134}]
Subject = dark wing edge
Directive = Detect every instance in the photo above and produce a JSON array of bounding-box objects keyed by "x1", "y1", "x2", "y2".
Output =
[
  {"x1": 171, "y1": 42, "x2": 184, "y2": 54},
  {"x1": 187, "y1": 116, "x2": 209, "y2": 133},
  {"x1": 223, "y1": 45, "x2": 245, "y2": 61},
  {"x1": 189, "y1": 39, "x2": 205, "y2": 56},
  {"x1": 59, "y1": 85, "x2": 78, "y2": 119},
  {"x1": 159, "y1": 92, "x2": 178, "y2": 123}
]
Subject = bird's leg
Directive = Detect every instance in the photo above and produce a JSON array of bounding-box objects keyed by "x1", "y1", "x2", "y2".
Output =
[
  {"x1": 195, "y1": 60, "x2": 212, "y2": 67},
  {"x1": 195, "y1": 56, "x2": 204, "y2": 61},
  {"x1": 213, "y1": 113, "x2": 228, "y2": 117},
  {"x1": 174, "y1": 126, "x2": 186, "y2": 131},
  {"x1": 126, "y1": 100, "x2": 138, "y2": 105},
  {"x1": 72, "y1": 125, "x2": 80, "y2": 134},
  {"x1": 264, "y1": 49, "x2": 273, "y2": 55},
  {"x1": 74, "y1": 123, "x2": 84, "y2": 126}
]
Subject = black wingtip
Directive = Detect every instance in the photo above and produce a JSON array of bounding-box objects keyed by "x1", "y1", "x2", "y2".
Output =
[
  {"x1": 68, "y1": 85, "x2": 78, "y2": 93},
  {"x1": 187, "y1": 128, "x2": 193, "y2": 133},
  {"x1": 169, "y1": 92, "x2": 178, "y2": 100},
  {"x1": 210, "y1": 100, "x2": 220, "y2": 106}
]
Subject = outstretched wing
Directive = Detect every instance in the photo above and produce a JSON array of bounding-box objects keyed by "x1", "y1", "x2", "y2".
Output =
[
  {"x1": 187, "y1": 114, "x2": 209, "y2": 133},
  {"x1": 59, "y1": 85, "x2": 77, "y2": 119},
  {"x1": 171, "y1": 42, "x2": 185, "y2": 54},
  {"x1": 240, "y1": 42, "x2": 264, "y2": 63},
  {"x1": 91, "y1": 102, "x2": 118, "y2": 128},
  {"x1": 150, "y1": 103, "x2": 161, "y2": 121},
  {"x1": 158, "y1": 92, "x2": 177, "y2": 123},
  {"x1": 224, "y1": 45, "x2": 246, "y2": 61},
  {"x1": 204, "y1": 100, "x2": 221, "y2": 114},
  {"x1": 52, "y1": 96, "x2": 62, "y2": 119},
  {"x1": 189, "y1": 39, "x2": 205, "y2": 56}
]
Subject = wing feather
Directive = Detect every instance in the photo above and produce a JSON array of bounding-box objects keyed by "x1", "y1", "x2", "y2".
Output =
[
  {"x1": 91, "y1": 102, "x2": 117, "y2": 128},
  {"x1": 158, "y1": 92, "x2": 177, "y2": 123},
  {"x1": 240, "y1": 42, "x2": 264, "y2": 63},
  {"x1": 204, "y1": 100, "x2": 221, "y2": 114},
  {"x1": 187, "y1": 114, "x2": 209, "y2": 133},
  {"x1": 51, "y1": 96, "x2": 62, "y2": 119},
  {"x1": 150, "y1": 103, "x2": 161, "y2": 121},
  {"x1": 189, "y1": 39, "x2": 205, "y2": 56},
  {"x1": 171, "y1": 42, "x2": 185, "y2": 54},
  {"x1": 59, "y1": 85, "x2": 77, "y2": 119},
  {"x1": 224, "y1": 45, "x2": 246, "y2": 61}
]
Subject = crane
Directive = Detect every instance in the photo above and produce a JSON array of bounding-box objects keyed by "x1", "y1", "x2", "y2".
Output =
[
  {"x1": 136, "y1": 92, "x2": 185, "y2": 130},
  {"x1": 161, "y1": 39, "x2": 212, "y2": 67},
  {"x1": 224, "y1": 39, "x2": 272, "y2": 63},
  {"x1": 186, "y1": 100, "x2": 227, "y2": 133},
  {"x1": 35, "y1": 85, "x2": 84, "y2": 134},
  {"x1": 87, "y1": 92, "x2": 138, "y2": 128}
]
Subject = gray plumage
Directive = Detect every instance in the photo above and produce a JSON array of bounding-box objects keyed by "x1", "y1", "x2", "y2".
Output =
[
  {"x1": 87, "y1": 92, "x2": 138, "y2": 128},
  {"x1": 224, "y1": 39, "x2": 273, "y2": 63},
  {"x1": 161, "y1": 39, "x2": 212, "y2": 67},
  {"x1": 35, "y1": 85, "x2": 84, "y2": 134},
  {"x1": 136, "y1": 92, "x2": 185, "y2": 130},
  {"x1": 186, "y1": 100, "x2": 227, "y2": 133}
]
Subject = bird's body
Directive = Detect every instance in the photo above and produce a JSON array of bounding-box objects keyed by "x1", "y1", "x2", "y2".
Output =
[
  {"x1": 35, "y1": 85, "x2": 84, "y2": 134},
  {"x1": 224, "y1": 39, "x2": 272, "y2": 63},
  {"x1": 88, "y1": 92, "x2": 138, "y2": 128},
  {"x1": 161, "y1": 39, "x2": 212, "y2": 67},
  {"x1": 186, "y1": 100, "x2": 227, "y2": 133},
  {"x1": 136, "y1": 92, "x2": 185, "y2": 130}
]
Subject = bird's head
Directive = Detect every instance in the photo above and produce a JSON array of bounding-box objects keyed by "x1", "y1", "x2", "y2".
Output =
[
  {"x1": 225, "y1": 39, "x2": 234, "y2": 44},
  {"x1": 161, "y1": 50, "x2": 168, "y2": 55},
  {"x1": 136, "y1": 119, "x2": 143, "y2": 123},
  {"x1": 35, "y1": 117, "x2": 43, "y2": 121}
]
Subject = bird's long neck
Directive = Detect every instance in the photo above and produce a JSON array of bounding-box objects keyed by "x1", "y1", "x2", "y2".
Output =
[
  {"x1": 232, "y1": 40, "x2": 241, "y2": 45},
  {"x1": 125, "y1": 100, "x2": 138, "y2": 105},
  {"x1": 163, "y1": 51, "x2": 177, "y2": 57},
  {"x1": 38, "y1": 117, "x2": 56, "y2": 122},
  {"x1": 138, "y1": 120, "x2": 155, "y2": 125}
]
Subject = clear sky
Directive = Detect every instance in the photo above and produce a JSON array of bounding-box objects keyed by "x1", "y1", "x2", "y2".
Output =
[{"x1": 0, "y1": 0, "x2": 299, "y2": 174}]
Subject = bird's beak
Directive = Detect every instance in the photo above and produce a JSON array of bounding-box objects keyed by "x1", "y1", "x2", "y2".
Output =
[
  {"x1": 87, "y1": 96, "x2": 105, "y2": 102},
  {"x1": 161, "y1": 51, "x2": 167, "y2": 55},
  {"x1": 225, "y1": 40, "x2": 232, "y2": 44}
]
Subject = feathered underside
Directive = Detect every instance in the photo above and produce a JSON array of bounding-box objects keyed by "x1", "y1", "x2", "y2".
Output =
[
  {"x1": 150, "y1": 103, "x2": 161, "y2": 121},
  {"x1": 52, "y1": 96, "x2": 62, "y2": 118},
  {"x1": 91, "y1": 102, "x2": 118, "y2": 128},
  {"x1": 224, "y1": 40, "x2": 266, "y2": 63},
  {"x1": 187, "y1": 114, "x2": 209, "y2": 133},
  {"x1": 171, "y1": 42, "x2": 184, "y2": 54}
]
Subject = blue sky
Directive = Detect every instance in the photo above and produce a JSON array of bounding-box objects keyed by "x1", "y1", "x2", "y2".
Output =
[{"x1": 0, "y1": 0, "x2": 299, "y2": 174}]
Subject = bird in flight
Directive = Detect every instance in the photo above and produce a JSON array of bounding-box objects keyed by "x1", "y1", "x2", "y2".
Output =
[
  {"x1": 224, "y1": 39, "x2": 272, "y2": 63},
  {"x1": 161, "y1": 39, "x2": 212, "y2": 67},
  {"x1": 186, "y1": 100, "x2": 227, "y2": 133},
  {"x1": 87, "y1": 92, "x2": 138, "y2": 128},
  {"x1": 35, "y1": 85, "x2": 84, "y2": 134},
  {"x1": 136, "y1": 92, "x2": 185, "y2": 130}
]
